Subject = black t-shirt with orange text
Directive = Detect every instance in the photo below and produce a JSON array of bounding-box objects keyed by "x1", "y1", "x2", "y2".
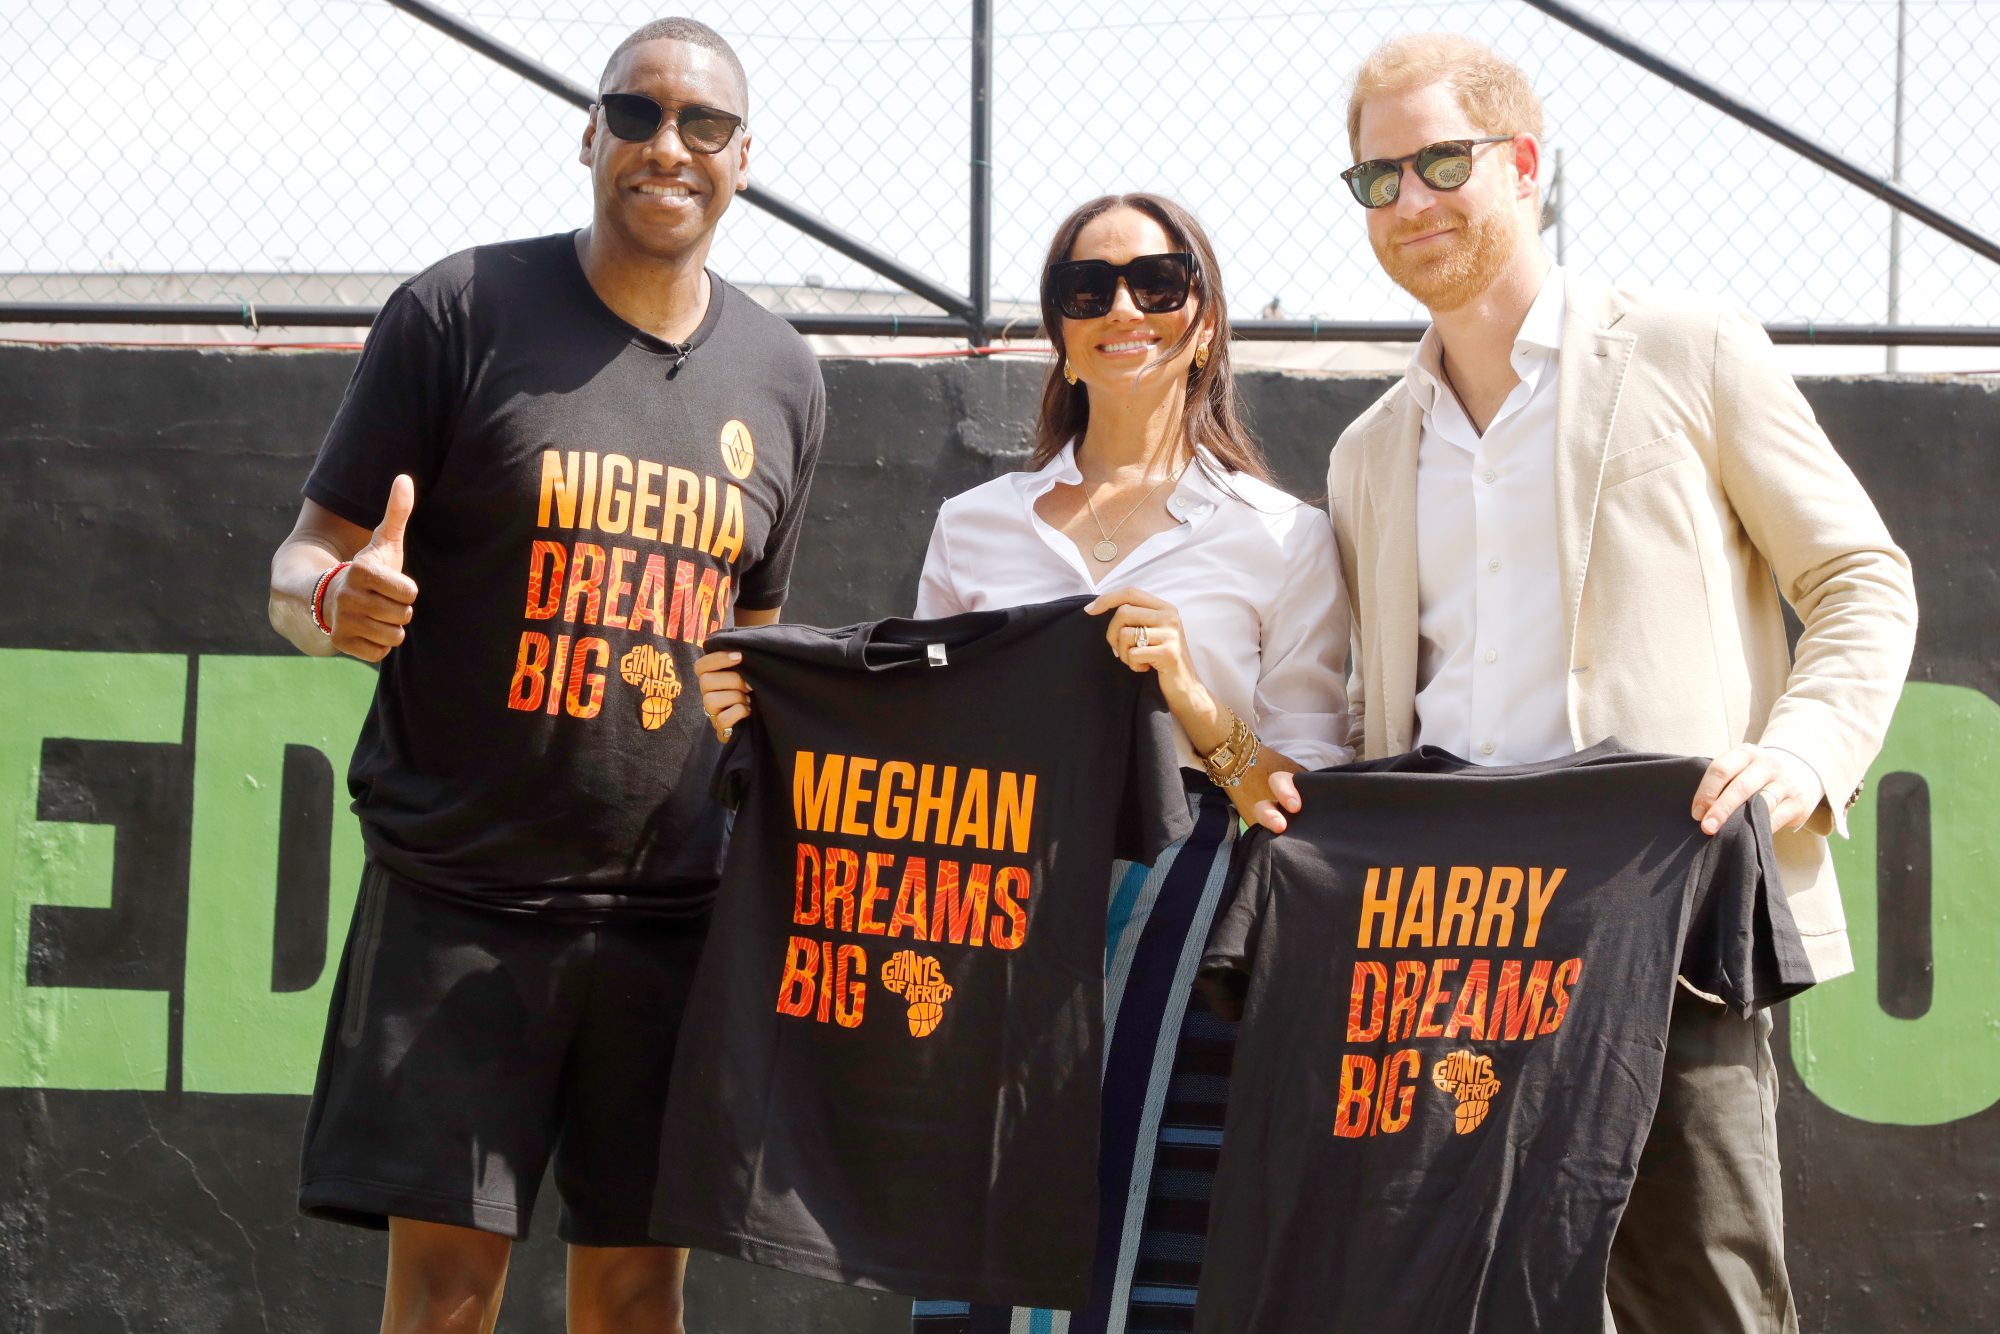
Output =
[
  {"x1": 651, "y1": 598, "x2": 1194, "y2": 1308},
  {"x1": 304, "y1": 232, "x2": 822, "y2": 916},
  {"x1": 1194, "y1": 742, "x2": 1815, "y2": 1334}
]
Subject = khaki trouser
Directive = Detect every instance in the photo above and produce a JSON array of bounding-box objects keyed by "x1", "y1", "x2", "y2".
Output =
[{"x1": 1605, "y1": 990, "x2": 1800, "y2": 1334}]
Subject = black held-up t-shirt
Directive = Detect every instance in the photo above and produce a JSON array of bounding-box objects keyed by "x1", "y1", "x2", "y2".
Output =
[
  {"x1": 651, "y1": 597, "x2": 1194, "y2": 1308},
  {"x1": 1194, "y1": 743, "x2": 1815, "y2": 1334},
  {"x1": 304, "y1": 232, "x2": 822, "y2": 915}
]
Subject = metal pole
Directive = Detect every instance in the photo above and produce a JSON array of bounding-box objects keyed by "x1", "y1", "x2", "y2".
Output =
[
  {"x1": 1886, "y1": 0, "x2": 1908, "y2": 372},
  {"x1": 969, "y1": 0, "x2": 994, "y2": 346},
  {"x1": 1518, "y1": 0, "x2": 2000, "y2": 268},
  {"x1": 382, "y1": 0, "x2": 976, "y2": 321},
  {"x1": 6, "y1": 303, "x2": 2000, "y2": 345},
  {"x1": 0, "y1": 303, "x2": 387, "y2": 327},
  {"x1": 386, "y1": 0, "x2": 580, "y2": 104},
  {"x1": 741, "y1": 190, "x2": 976, "y2": 319}
]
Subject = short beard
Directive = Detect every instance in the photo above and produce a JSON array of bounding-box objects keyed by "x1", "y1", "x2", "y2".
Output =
[{"x1": 1373, "y1": 203, "x2": 1518, "y2": 313}]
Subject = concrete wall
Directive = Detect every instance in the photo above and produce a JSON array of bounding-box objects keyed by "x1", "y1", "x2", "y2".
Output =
[{"x1": 0, "y1": 345, "x2": 1993, "y2": 1331}]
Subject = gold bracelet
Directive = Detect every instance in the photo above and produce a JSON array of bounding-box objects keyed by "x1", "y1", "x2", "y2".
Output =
[
  {"x1": 1201, "y1": 713, "x2": 1247, "y2": 778},
  {"x1": 1217, "y1": 730, "x2": 1261, "y2": 788},
  {"x1": 1202, "y1": 713, "x2": 1262, "y2": 788}
]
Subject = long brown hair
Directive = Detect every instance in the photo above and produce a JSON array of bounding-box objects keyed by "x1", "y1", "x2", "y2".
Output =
[{"x1": 1030, "y1": 193, "x2": 1274, "y2": 486}]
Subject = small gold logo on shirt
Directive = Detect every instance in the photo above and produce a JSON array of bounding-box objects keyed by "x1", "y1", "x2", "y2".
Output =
[
  {"x1": 1432, "y1": 1049, "x2": 1501, "y2": 1133},
  {"x1": 720, "y1": 419, "x2": 756, "y2": 480},
  {"x1": 619, "y1": 643, "x2": 683, "y2": 730},
  {"x1": 881, "y1": 950, "x2": 954, "y2": 1037}
]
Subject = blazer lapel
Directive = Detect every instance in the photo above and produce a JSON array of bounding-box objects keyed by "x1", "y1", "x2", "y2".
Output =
[
  {"x1": 1552, "y1": 275, "x2": 1635, "y2": 677},
  {"x1": 1368, "y1": 391, "x2": 1423, "y2": 754}
]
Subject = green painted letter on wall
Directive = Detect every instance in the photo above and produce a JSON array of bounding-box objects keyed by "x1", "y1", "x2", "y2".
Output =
[
  {"x1": 183, "y1": 656, "x2": 374, "y2": 1095},
  {"x1": 0, "y1": 650, "x2": 185, "y2": 1090},
  {"x1": 1792, "y1": 682, "x2": 2000, "y2": 1126}
]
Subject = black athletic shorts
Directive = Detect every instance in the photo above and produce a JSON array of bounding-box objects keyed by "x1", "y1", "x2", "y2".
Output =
[{"x1": 299, "y1": 863, "x2": 705, "y2": 1245}]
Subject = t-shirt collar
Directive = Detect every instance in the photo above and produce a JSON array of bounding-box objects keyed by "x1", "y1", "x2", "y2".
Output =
[{"x1": 563, "y1": 228, "x2": 726, "y2": 357}]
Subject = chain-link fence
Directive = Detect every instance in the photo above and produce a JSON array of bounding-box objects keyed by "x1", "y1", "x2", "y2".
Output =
[{"x1": 5, "y1": 0, "x2": 1997, "y2": 338}]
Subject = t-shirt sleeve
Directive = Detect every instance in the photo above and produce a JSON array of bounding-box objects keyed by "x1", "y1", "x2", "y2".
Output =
[
  {"x1": 1195, "y1": 829, "x2": 1274, "y2": 1022},
  {"x1": 737, "y1": 361, "x2": 826, "y2": 611},
  {"x1": 1112, "y1": 676, "x2": 1197, "y2": 865},
  {"x1": 304, "y1": 284, "x2": 461, "y2": 529},
  {"x1": 1682, "y1": 795, "x2": 1817, "y2": 1013}
]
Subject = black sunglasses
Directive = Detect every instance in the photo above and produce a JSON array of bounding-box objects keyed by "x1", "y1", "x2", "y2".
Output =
[
  {"x1": 594, "y1": 92, "x2": 744, "y2": 155},
  {"x1": 1045, "y1": 252, "x2": 1197, "y2": 321},
  {"x1": 1340, "y1": 136, "x2": 1516, "y2": 209}
]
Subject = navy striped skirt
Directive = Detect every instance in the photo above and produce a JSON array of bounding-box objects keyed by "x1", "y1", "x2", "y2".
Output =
[{"x1": 913, "y1": 778, "x2": 1241, "y2": 1334}]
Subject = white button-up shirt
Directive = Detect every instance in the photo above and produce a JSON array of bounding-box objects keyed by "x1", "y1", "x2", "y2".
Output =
[
  {"x1": 915, "y1": 442, "x2": 1354, "y2": 772},
  {"x1": 1410, "y1": 266, "x2": 1572, "y2": 765}
]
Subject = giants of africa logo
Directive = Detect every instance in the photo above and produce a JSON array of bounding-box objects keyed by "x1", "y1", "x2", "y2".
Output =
[
  {"x1": 1431, "y1": 1050, "x2": 1501, "y2": 1133},
  {"x1": 720, "y1": 419, "x2": 756, "y2": 480},
  {"x1": 619, "y1": 643, "x2": 683, "y2": 729},
  {"x1": 880, "y1": 950, "x2": 954, "y2": 1037}
]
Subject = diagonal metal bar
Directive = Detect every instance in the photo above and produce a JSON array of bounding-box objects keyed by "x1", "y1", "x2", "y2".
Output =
[
  {"x1": 1520, "y1": 0, "x2": 2000, "y2": 267},
  {"x1": 383, "y1": 0, "x2": 975, "y2": 320}
]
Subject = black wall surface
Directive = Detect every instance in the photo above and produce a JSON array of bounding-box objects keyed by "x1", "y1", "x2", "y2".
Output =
[{"x1": 0, "y1": 345, "x2": 1993, "y2": 1331}]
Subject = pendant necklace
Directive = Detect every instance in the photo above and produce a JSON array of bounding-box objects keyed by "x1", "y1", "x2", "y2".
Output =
[{"x1": 1084, "y1": 456, "x2": 1190, "y2": 564}]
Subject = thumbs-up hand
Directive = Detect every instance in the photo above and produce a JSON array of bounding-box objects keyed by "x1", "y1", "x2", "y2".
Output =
[{"x1": 327, "y1": 474, "x2": 421, "y2": 663}]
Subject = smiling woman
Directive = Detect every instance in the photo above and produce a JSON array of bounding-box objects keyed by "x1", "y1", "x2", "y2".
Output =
[
  {"x1": 892, "y1": 194, "x2": 1355, "y2": 1333},
  {"x1": 689, "y1": 188, "x2": 1354, "y2": 1333}
]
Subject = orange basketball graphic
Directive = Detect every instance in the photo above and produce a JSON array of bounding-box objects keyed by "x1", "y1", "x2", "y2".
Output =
[
  {"x1": 619, "y1": 643, "x2": 683, "y2": 730},
  {"x1": 880, "y1": 950, "x2": 954, "y2": 1038},
  {"x1": 1431, "y1": 1050, "x2": 1502, "y2": 1134},
  {"x1": 719, "y1": 419, "x2": 756, "y2": 480}
]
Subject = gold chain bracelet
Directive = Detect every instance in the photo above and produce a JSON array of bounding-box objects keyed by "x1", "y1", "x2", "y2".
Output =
[{"x1": 1202, "y1": 712, "x2": 1262, "y2": 788}]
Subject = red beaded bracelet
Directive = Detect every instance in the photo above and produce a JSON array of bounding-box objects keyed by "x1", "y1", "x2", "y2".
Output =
[{"x1": 311, "y1": 561, "x2": 351, "y2": 635}]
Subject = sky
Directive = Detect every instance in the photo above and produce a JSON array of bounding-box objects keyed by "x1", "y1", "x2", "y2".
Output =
[{"x1": 6, "y1": 0, "x2": 1998, "y2": 371}]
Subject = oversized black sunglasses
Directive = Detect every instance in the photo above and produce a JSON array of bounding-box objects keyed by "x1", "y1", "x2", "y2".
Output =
[
  {"x1": 1045, "y1": 252, "x2": 1197, "y2": 321},
  {"x1": 1340, "y1": 135, "x2": 1516, "y2": 209},
  {"x1": 594, "y1": 92, "x2": 744, "y2": 154}
]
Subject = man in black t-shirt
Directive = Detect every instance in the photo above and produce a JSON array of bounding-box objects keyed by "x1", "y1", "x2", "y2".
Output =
[{"x1": 267, "y1": 18, "x2": 821, "y2": 1330}]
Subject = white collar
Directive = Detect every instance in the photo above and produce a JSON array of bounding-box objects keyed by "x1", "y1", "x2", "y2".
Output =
[
  {"x1": 1406, "y1": 264, "x2": 1567, "y2": 412},
  {"x1": 1016, "y1": 439, "x2": 1231, "y2": 517}
]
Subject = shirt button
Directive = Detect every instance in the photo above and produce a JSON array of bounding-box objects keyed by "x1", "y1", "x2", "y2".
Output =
[
  {"x1": 1487, "y1": 558, "x2": 1501, "y2": 573},
  {"x1": 1480, "y1": 741, "x2": 1496, "y2": 756},
  {"x1": 1482, "y1": 470, "x2": 1497, "y2": 484},
  {"x1": 1485, "y1": 649, "x2": 1499, "y2": 663}
]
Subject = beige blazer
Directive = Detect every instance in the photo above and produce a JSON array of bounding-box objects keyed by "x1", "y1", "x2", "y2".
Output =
[{"x1": 1327, "y1": 273, "x2": 1918, "y2": 982}]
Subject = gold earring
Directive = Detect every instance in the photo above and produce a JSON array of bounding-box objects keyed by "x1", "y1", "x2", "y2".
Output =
[
  {"x1": 1063, "y1": 360, "x2": 1079, "y2": 386},
  {"x1": 1194, "y1": 342, "x2": 1212, "y2": 370}
]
